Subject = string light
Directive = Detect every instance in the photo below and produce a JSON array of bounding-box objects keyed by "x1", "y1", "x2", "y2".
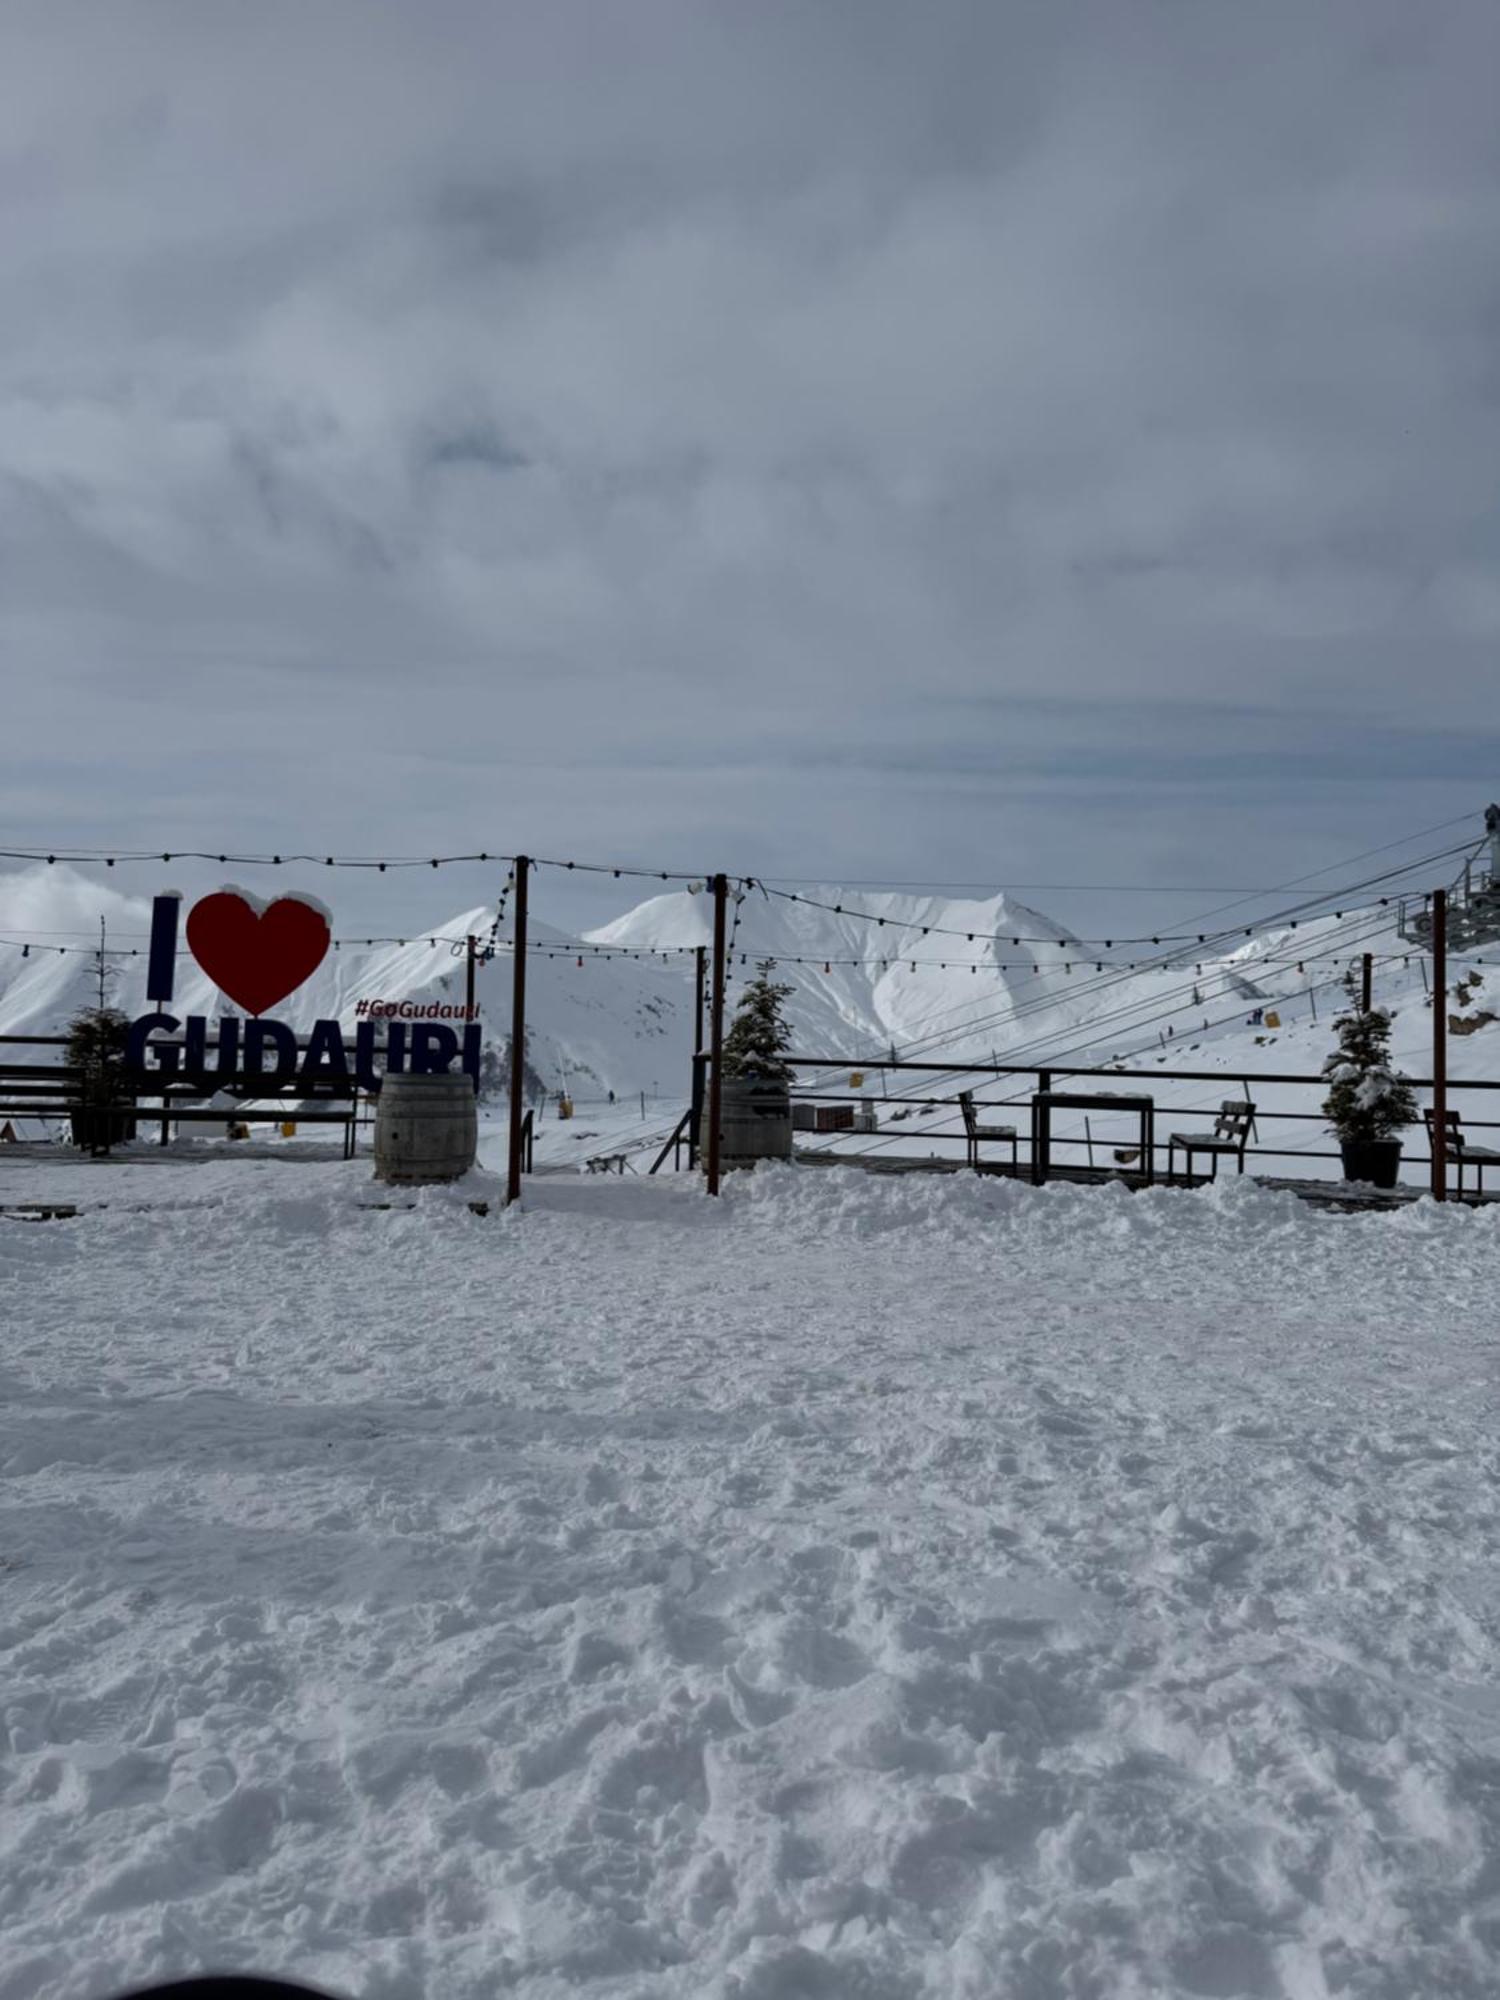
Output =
[
  {"x1": 0, "y1": 846, "x2": 512, "y2": 871},
  {"x1": 0, "y1": 844, "x2": 707, "y2": 882},
  {"x1": 0, "y1": 930, "x2": 1468, "y2": 976}
]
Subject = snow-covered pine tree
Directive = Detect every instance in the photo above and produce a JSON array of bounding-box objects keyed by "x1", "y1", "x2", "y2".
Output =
[
  {"x1": 66, "y1": 1006, "x2": 131, "y2": 1104},
  {"x1": 722, "y1": 959, "x2": 795, "y2": 1084},
  {"x1": 66, "y1": 1004, "x2": 133, "y2": 1153},
  {"x1": 1320, "y1": 1006, "x2": 1418, "y2": 1145}
]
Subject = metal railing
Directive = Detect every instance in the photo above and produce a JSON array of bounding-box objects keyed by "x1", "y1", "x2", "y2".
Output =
[{"x1": 774, "y1": 1055, "x2": 1500, "y2": 1186}]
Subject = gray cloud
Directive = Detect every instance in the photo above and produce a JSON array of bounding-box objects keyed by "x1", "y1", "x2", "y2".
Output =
[{"x1": 2, "y1": 0, "x2": 1498, "y2": 938}]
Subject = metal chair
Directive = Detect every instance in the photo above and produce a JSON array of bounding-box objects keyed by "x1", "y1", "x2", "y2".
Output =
[
  {"x1": 957, "y1": 1090, "x2": 1018, "y2": 1171},
  {"x1": 1167, "y1": 1100, "x2": 1255, "y2": 1182},
  {"x1": 1422, "y1": 1109, "x2": 1500, "y2": 1197}
]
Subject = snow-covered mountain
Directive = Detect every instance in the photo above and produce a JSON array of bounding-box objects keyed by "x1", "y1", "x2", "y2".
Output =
[
  {"x1": 586, "y1": 884, "x2": 1275, "y2": 1068},
  {"x1": 4, "y1": 867, "x2": 1498, "y2": 1125},
  {"x1": 0, "y1": 866, "x2": 685, "y2": 1102}
]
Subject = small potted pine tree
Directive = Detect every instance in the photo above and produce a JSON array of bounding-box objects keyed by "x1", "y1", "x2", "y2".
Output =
[
  {"x1": 1321, "y1": 1006, "x2": 1418, "y2": 1189},
  {"x1": 66, "y1": 1006, "x2": 136, "y2": 1155},
  {"x1": 703, "y1": 959, "x2": 796, "y2": 1169}
]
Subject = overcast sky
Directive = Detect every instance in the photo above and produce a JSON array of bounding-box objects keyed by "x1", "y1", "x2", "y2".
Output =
[{"x1": 3, "y1": 0, "x2": 1498, "y2": 938}]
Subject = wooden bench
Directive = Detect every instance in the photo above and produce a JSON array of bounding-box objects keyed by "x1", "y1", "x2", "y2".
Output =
[
  {"x1": 957, "y1": 1091, "x2": 1018, "y2": 1171},
  {"x1": 1167, "y1": 1100, "x2": 1254, "y2": 1181},
  {"x1": 1423, "y1": 1109, "x2": 1500, "y2": 1197}
]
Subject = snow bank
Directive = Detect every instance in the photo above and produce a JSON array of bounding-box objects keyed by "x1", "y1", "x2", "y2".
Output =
[{"x1": 3, "y1": 1161, "x2": 1500, "y2": 1998}]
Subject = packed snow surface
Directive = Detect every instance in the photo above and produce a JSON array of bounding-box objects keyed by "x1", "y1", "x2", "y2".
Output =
[{"x1": 4, "y1": 1156, "x2": 1500, "y2": 1999}]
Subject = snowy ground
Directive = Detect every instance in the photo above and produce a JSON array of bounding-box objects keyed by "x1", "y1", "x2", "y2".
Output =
[{"x1": 4, "y1": 1152, "x2": 1500, "y2": 2000}]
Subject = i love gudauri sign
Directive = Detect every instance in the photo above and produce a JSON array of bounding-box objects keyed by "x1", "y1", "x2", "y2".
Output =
[{"x1": 125, "y1": 889, "x2": 480, "y2": 1093}]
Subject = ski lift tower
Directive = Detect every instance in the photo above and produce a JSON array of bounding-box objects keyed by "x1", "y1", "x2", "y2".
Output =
[{"x1": 1399, "y1": 804, "x2": 1500, "y2": 952}]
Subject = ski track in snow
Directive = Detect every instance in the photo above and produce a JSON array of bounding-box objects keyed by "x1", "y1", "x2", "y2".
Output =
[{"x1": 3, "y1": 1157, "x2": 1500, "y2": 1999}]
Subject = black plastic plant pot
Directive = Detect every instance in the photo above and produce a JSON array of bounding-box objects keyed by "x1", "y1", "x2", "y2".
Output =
[
  {"x1": 69, "y1": 1106, "x2": 137, "y2": 1150},
  {"x1": 1339, "y1": 1139, "x2": 1402, "y2": 1189}
]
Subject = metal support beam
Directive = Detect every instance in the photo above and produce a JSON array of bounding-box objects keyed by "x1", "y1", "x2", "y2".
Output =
[
  {"x1": 1431, "y1": 889, "x2": 1447, "y2": 1202},
  {"x1": 706, "y1": 875, "x2": 727, "y2": 1195},
  {"x1": 507, "y1": 858, "x2": 529, "y2": 1206}
]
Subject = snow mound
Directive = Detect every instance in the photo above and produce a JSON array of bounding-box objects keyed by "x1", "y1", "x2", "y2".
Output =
[{"x1": 4, "y1": 1163, "x2": 1500, "y2": 1997}]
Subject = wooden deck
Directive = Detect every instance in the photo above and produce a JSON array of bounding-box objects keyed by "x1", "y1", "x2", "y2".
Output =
[{"x1": 792, "y1": 1148, "x2": 1499, "y2": 1212}]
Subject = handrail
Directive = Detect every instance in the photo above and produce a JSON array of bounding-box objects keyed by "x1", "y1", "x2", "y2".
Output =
[
  {"x1": 649, "y1": 1108, "x2": 694, "y2": 1175},
  {"x1": 777, "y1": 1055, "x2": 1500, "y2": 1091},
  {"x1": 774, "y1": 1052, "x2": 1500, "y2": 1185},
  {"x1": 786, "y1": 1087, "x2": 1500, "y2": 1132}
]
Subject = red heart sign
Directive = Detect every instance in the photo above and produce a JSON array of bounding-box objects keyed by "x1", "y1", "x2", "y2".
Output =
[{"x1": 186, "y1": 891, "x2": 331, "y2": 1016}]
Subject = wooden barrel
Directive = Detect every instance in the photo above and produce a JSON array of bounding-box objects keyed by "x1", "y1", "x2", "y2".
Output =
[
  {"x1": 698, "y1": 1075, "x2": 793, "y2": 1170},
  {"x1": 373, "y1": 1072, "x2": 477, "y2": 1183}
]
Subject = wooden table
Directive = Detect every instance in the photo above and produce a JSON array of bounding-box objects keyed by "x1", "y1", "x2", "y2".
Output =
[{"x1": 1031, "y1": 1090, "x2": 1156, "y2": 1186}]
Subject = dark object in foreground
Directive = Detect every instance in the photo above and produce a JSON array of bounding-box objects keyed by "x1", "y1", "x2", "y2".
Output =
[
  {"x1": 1338, "y1": 1138, "x2": 1403, "y2": 1189},
  {"x1": 1422, "y1": 1107, "x2": 1500, "y2": 1197},
  {"x1": 121, "y1": 1981, "x2": 341, "y2": 2000}
]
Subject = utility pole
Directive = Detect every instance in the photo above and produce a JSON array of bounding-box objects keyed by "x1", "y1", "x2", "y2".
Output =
[
  {"x1": 695, "y1": 945, "x2": 707, "y2": 1056},
  {"x1": 706, "y1": 874, "x2": 728, "y2": 1196},
  {"x1": 1361, "y1": 952, "x2": 1373, "y2": 1014},
  {"x1": 506, "y1": 859, "x2": 530, "y2": 1206},
  {"x1": 97, "y1": 917, "x2": 108, "y2": 1012},
  {"x1": 465, "y1": 934, "x2": 478, "y2": 1022},
  {"x1": 1432, "y1": 889, "x2": 1447, "y2": 1203}
]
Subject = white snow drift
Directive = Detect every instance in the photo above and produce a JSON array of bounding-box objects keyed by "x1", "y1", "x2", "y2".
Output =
[{"x1": 3, "y1": 1159, "x2": 1500, "y2": 1999}]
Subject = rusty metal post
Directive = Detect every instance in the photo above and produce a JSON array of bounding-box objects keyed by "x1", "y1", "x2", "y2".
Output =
[
  {"x1": 1361, "y1": 952, "x2": 1372, "y2": 1015},
  {"x1": 1431, "y1": 889, "x2": 1447, "y2": 1202},
  {"x1": 507, "y1": 858, "x2": 529, "y2": 1205},
  {"x1": 706, "y1": 876, "x2": 727, "y2": 1195}
]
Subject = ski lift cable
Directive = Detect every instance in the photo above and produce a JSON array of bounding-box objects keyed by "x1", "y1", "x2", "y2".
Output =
[
  {"x1": 758, "y1": 839, "x2": 1473, "y2": 951},
  {"x1": 795, "y1": 904, "x2": 1401, "y2": 1132},
  {"x1": 783, "y1": 841, "x2": 1472, "y2": 1087},
  {"x1": 784, "y1": 896, "x2": 1403, "y2": 1095},
  {"x1": 828, "y1": 912, "x2": 1402, "y2": 1166},
  {"x1": 762, "y1": 840, "x2": 1472, "y2": 1079}
]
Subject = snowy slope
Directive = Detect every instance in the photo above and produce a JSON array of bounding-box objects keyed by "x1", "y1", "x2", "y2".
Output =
[
  {"x1": 588, "y1": 885, "x2": 1108, "y2": 1059},
  {"x1": 6, "y1": 867, "x2": 1499, "y2": 1164},
  {"x1": 5, "y1": 1162, "x2": 1500, "y2": 1998},
  {"x1": 0, "y1": 865, "x2": 687, "y2": 1101},
  {"x1": 586, "y1": 884, "x2": 1346, "y2": 1072},
  {"x1": 588, "y1": 888, "x2": 1500, "y2": 1183}
]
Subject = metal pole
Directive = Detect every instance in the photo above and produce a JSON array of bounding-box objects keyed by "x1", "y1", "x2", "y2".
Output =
[
  {"x1": 1361, "y1": 952, "x2": 1372, "y2": 1014},
  {"x1": 688, "y1": 1051, "x2": 706, "y2": 1169},
  {"x1": 706, "y1": 875, "x2": 727, "y2": 1195},
  {"x1": 507, "y1": 858, "x2": 529, "y2": 1206},
  {"x1": 466, "y1": 934, "x2": 478, "y2": 1022},
  {"x1": 695, "y1": 945, "x2": 706, "y2": 1058},
  {"x1": 1432, "y1": 888, "x2": 1447, "y2": 1203}
]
